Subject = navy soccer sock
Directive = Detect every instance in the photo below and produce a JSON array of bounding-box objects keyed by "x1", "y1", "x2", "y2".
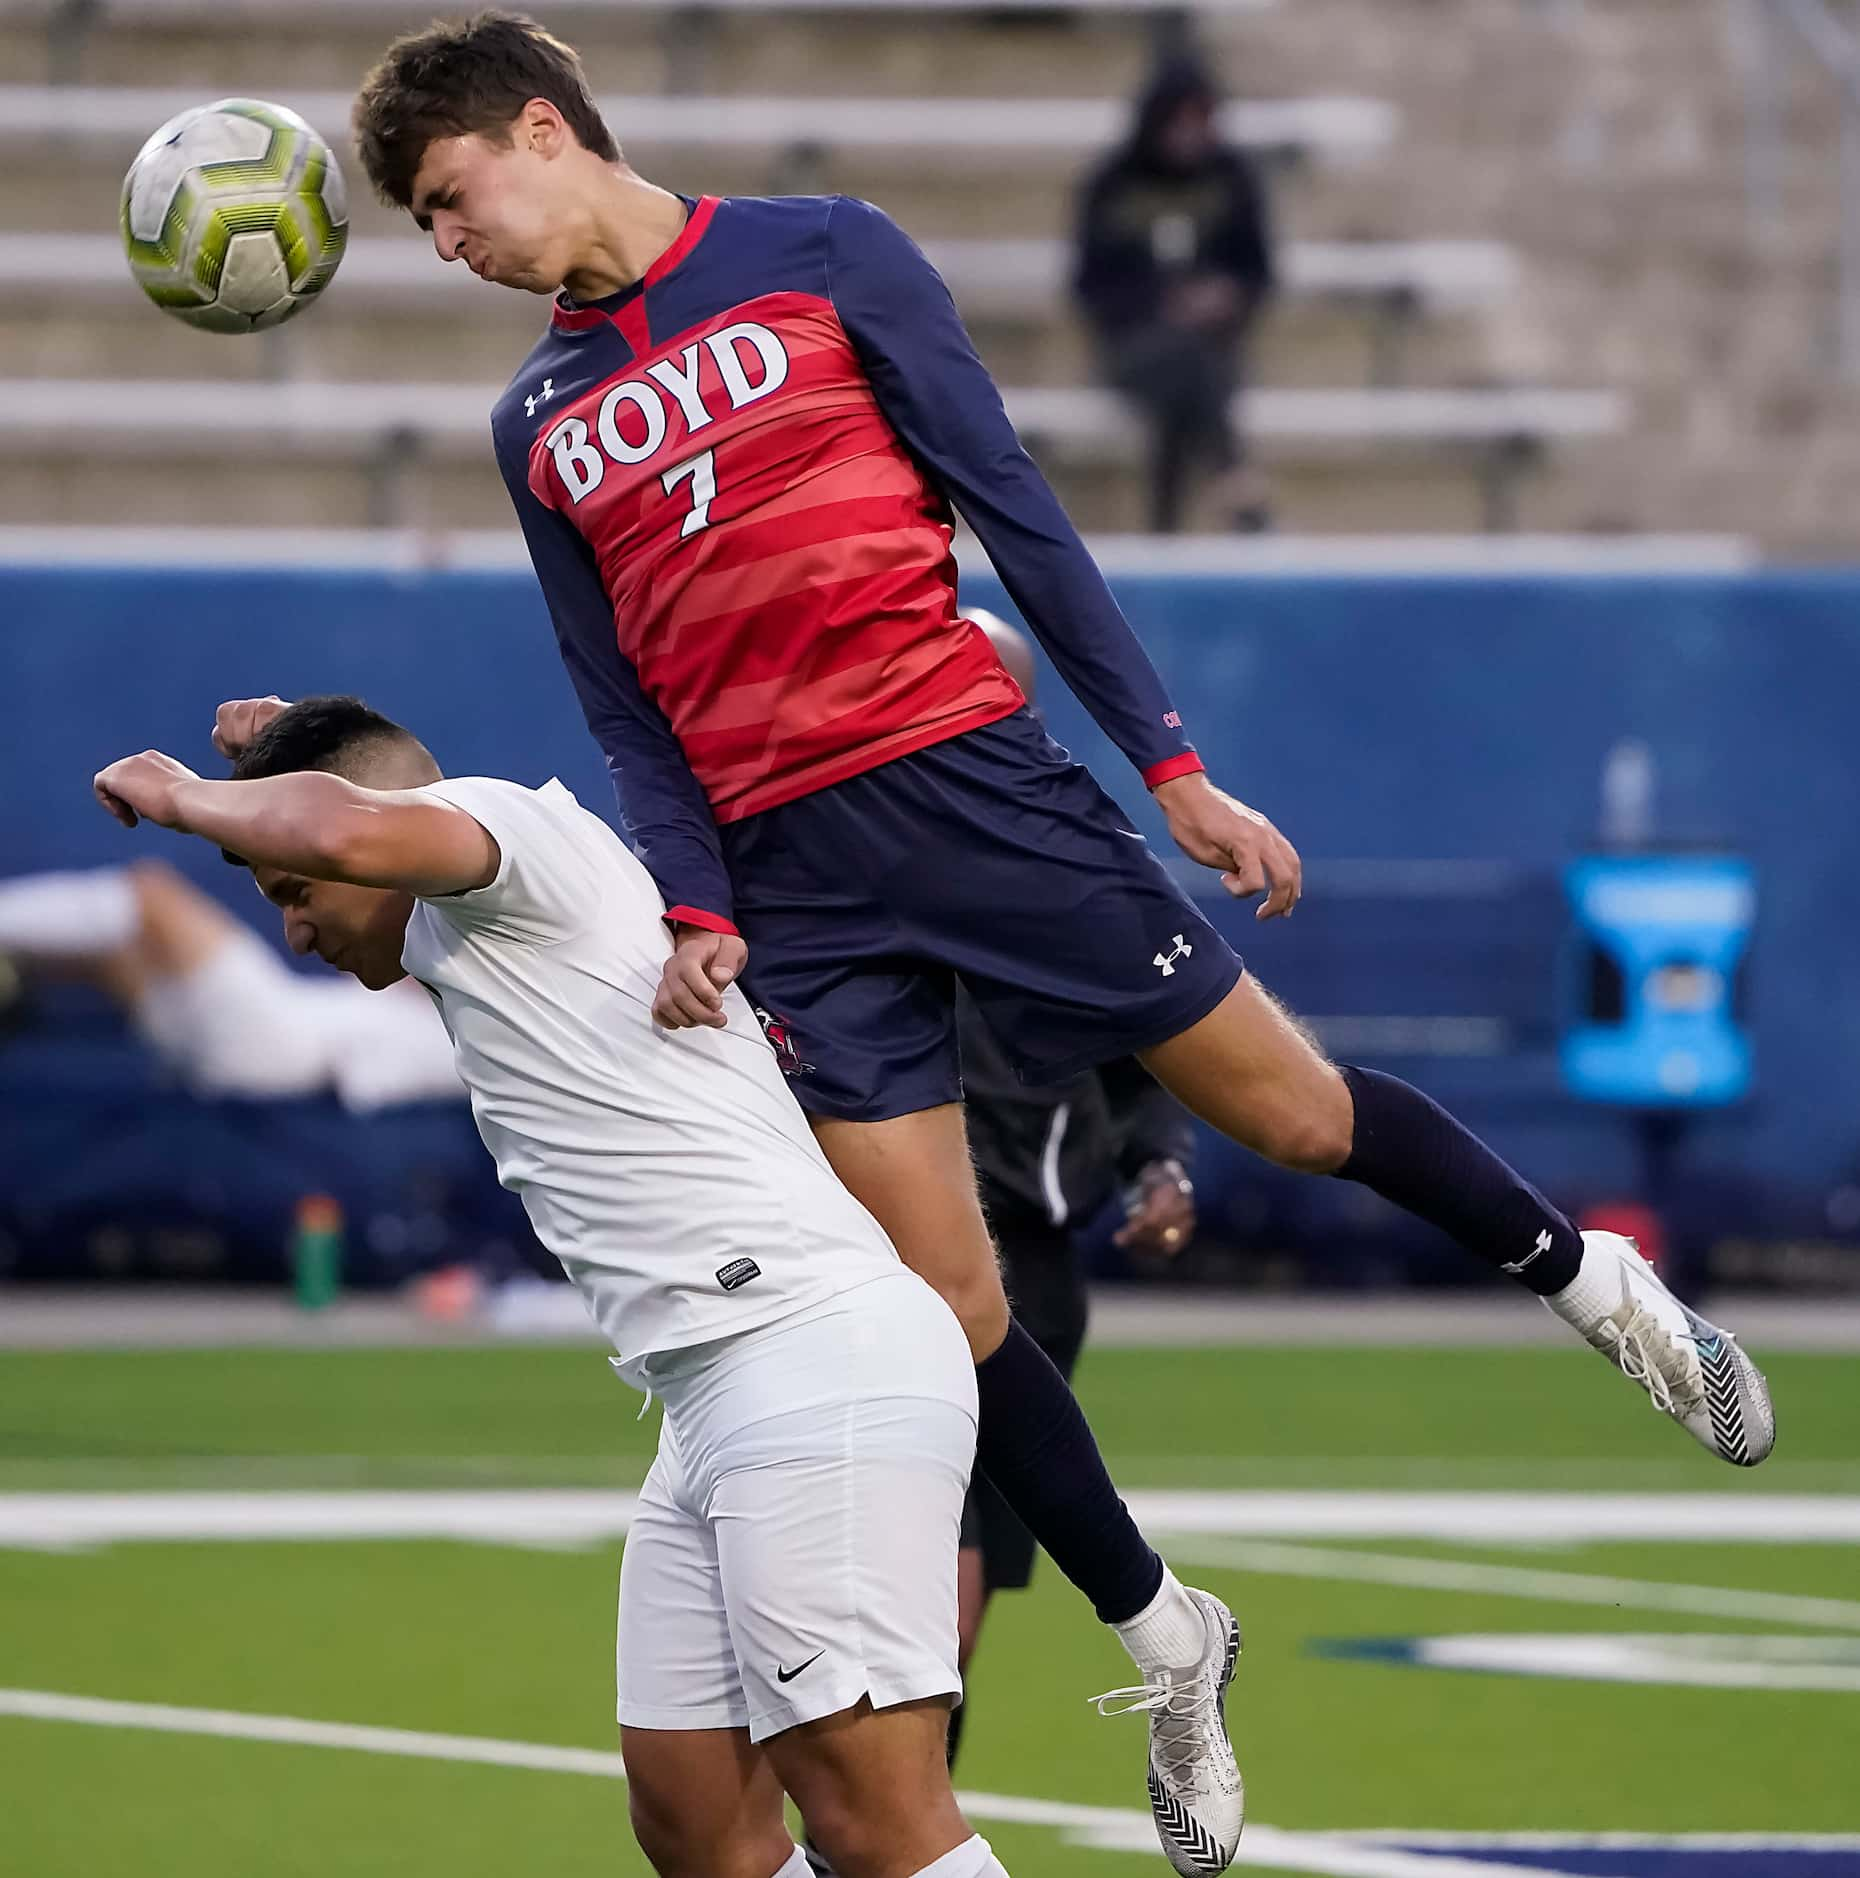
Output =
[
  {"x1": 972, "y1": 1319, "x2": 1164, "y2": 1625},
  {"x1": 1335, "y1": 1063, "x2": 1584, "y2": 1294}
]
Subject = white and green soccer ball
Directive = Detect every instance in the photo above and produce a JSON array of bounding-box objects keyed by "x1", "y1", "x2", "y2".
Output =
[{"x1": 120, "y1": 97, "x2": 348, "y2": 333}]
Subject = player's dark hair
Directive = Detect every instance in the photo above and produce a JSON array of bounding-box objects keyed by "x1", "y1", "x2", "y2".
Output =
[
  {"x1": 231, "y1": 695, "x2": 437, "y2": 784},
  {"x1": 354, "y1": 10, "x2": 619, "y2": 208},
  {"x1": 223, "y1": 697, "x2": 438, "y2": 866}
]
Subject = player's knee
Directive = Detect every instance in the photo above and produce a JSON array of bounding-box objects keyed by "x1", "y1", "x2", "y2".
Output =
[
  {"x1": 628, "y1": 1783, "x2": 785, "y2": 1878},
  {"x1": 799, "y1": 1789, "x2": 934, "y2": 1878},
  {"x1": 1253, "y1": 1074, "x2": 1354, "y2": 1175},
  {"x1": 795, "y1": 1794, "x2": 873, "y2": 1876},
  {"x1": 625, "y1": 1766, "x2": 699, "y2": 1869},
  {"x1": 906, "y1": 1244, "x2": 1008, "y2": 1358},
  {"x1": 626, "y1": 1783, "x2": 685, "y2": 1875},
  {"x1": 939, "y1": 1268, "x2": 1009, "y2": 1360}
]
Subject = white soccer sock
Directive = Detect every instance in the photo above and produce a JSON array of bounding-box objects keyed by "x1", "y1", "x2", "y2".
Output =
[
  {"x1": 1544, "y1": 1231, "x2": 1629, "y2": 1333},
  {"x1": 0, "y1": 869, "x2": 138, "y2": 957},
  {"x1": 770, "y1": 1846, "x2": 813, "y2": 1878},
  {"x1": 907, "y1": 1833, "x2": 1009, "y2": 1878},
  {"x1": 1112, "y1": 1565, "x2": 1208, "y2": 1673}
]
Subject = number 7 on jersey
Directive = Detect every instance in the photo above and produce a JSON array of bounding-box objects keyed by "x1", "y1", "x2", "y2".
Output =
[{"x1": 661, "y1": 449, "x2": 717, "y2": 538}]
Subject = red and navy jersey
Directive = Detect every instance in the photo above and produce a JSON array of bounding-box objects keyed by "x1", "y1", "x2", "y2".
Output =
[{"x1": 492, "y1": 193, "x2": 1202, "y2": 932}]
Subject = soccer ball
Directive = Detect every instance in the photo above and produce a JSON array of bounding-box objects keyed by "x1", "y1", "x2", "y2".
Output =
[{"x1": 120, "y1": 97, "x2": 348, "y2": 333}]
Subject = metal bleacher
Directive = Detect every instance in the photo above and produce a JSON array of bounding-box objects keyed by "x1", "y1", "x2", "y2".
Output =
[
  {"x1": 0, "y1": 0, "x2": 1646, "y2": 548},
  {"x1": 0, "y1": 230, "x2": 1522, "y2": 378}
]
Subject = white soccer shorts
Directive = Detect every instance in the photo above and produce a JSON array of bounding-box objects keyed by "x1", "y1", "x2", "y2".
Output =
[{"x1": 616, "y1": 1269, "x2": 977, "y2": 1744}]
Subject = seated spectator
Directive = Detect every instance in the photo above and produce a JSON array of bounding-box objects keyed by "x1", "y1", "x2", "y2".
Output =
[
  {"x1": 1074, "y1": 56, "x2": 1276, "y2": 533},
  {"x1": 0, "y1": 860, "x2": 459, "y2": 1111}
]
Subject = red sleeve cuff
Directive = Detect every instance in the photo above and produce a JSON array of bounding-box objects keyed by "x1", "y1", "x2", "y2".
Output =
[
  {"x1": 1142, "y1": 752, "x2": 1206, "y2": 790},
  {"x1": 664, "y1": 905, "x2": 741, "y2": 938}
]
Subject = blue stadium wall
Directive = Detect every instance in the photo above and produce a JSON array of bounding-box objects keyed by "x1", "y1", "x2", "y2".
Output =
[{"x1": 5, "y1": 564, "x2": 1858, "y2": 1277}]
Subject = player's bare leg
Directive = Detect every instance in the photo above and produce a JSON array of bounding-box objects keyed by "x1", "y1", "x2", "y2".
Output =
[
  {"x1": 810, "y1": 1105, "x2": 1244, "y2": 1875},
  {"x1": 1141, "y1": 975, "x2": 1775, "y2": 1464},
  {"x1": 955, "y1": 1546, "x2": 990, "y2": 1676},
  {"x1": 764, "y1": 1695, "x2": 992, "y2": 1878},
  {"x1": 1136, "y1": 975, "x2": 1352, "y2": 1173},
  {"x1": 809, "y1": 1106, "x2": 1008, "y2": 1359},
  {"x1": 944, "y1": 1544, "x2": 991, "y2": 1773},
  {"x1": 620, "y1": 1723, "x2": 805, "y2": 1878}
]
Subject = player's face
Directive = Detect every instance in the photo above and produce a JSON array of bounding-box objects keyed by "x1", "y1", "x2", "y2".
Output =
[
  {"x1": 409, "y1": 130, "x2": 574, "y2": 294},
  {"x1": 252, "y1": 866, "x2": 413, "y2": 992}
]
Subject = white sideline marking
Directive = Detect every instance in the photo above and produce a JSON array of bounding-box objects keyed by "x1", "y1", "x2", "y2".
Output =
[
  {"x1": 0, "y1": 1688, "x2": 627, "y2": 1775},
  {"x1": 1342, "y1": 1831, "x2": 1860, "y2": 1850},
  {"x1": 1171, "y1": 1538, "x2": 1860, "y2": 1632},
  {"x1": 0, "y1": 1688, "x2": 1628, "y2": 1877},
  {"x1": 1129, "y1": 1490, "x2": 1860, "y2": 1544},
  {"x1": 5, "y1": 1488, "x2": 1860, "y2": 1553},
  {"x1": 1361, "y1": 1632, "x2": 1860, "y2": 1693},
  {"x1": 0, "y1": 1490, "x2": 643, "y2": 1552}
]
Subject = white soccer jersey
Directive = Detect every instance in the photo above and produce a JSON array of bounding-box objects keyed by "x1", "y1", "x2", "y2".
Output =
[{"x1": 399, "y1": 776, "x2": 900, "y2": 1373}]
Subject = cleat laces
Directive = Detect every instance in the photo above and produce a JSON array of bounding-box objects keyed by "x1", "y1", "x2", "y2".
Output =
[
  {"x1": 1592, "y1": 1303, "x2": 1702, "y2": 1419},
  {"x1": 1092, "y1": 1665, "x2": 1227, "y2": 1785}
]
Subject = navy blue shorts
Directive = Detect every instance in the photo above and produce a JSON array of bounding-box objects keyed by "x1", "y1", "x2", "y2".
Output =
[{"x1": 720, "y1": 710, "x2": 1243, "y2": 1123}]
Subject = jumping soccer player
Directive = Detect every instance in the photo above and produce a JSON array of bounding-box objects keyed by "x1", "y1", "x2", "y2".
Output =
[
  {"x1": 93, "y1": 698, "x2": 1008, "y2": 1878},
  {"x1": 350, "y1": 19, "x2": 1776, "y2": 1869}
]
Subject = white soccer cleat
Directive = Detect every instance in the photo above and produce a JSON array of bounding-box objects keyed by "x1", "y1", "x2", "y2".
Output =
[
  {"x1": 1094, "y1": 1588, "x2": 1244, "y2": 1876},
  {"x1": 1548, "y1": 1230, "x2": 1776, "y2": 1466}
]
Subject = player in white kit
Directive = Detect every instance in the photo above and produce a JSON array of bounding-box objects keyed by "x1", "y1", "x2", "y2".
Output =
[{"x1": 92, "y1": 695, "x2": 1007, "y2": 1878}]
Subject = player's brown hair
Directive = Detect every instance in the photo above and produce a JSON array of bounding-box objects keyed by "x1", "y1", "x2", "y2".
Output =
[{"x1": 353, "y1": 10, "x2": 619, "y2": 208}]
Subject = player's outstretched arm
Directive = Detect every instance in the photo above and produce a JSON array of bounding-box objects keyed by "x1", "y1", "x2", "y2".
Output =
[
  {"x1": 93, "y1": 752, "x2": 498, "y2": 898},
  {"x1": 825, "y1": 197, "x2": 1298, "y2": 918}
]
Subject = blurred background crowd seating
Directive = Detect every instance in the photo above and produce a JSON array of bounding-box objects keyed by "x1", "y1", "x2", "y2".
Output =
[{"x1": 4, "y1": 0, "x2": 1859, "y2": 1302}]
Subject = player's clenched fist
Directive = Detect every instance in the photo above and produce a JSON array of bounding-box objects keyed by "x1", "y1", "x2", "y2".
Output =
[
  {"x1": 94, "y1": 750, "x2": 200, "y2": 830},
  {"x1": 212, "y1": 695, "x2": 290, "y2": 760},
  {"x1": 1153, "y1": 771, "x2": 1302, "y2": 920},
  {"x1": 654, "y1": 925, "x2": 750, "y2": 1030}
]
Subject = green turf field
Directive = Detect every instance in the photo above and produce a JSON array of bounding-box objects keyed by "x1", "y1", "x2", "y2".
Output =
[{"x1": 3, "y1": 1340, "x2": 1857, "y2": 1877}]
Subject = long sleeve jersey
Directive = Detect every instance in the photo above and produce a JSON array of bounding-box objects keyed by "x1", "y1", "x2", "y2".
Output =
[{"x1": 491, "y1": 192, "x2": 1203, "y2": 932}]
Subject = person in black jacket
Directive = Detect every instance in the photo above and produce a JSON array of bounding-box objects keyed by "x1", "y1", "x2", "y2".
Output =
[
  {"x1": 1074, "y1": 56, "x2": 1276, "y2": 533},
  {"x1": 947, "y1": 616, "x2": 1198, "y2": 1772}
]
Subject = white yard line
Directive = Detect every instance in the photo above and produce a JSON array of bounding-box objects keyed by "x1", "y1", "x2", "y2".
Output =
[
  {"x1": 0, "y1": 1688, "x2": 626, "y2": 1775},
  {"x1": 0, "y1": 1687, "x2": 1735, "y2": 1878},
  {"x1": 1330, "y1": 1632, "x2": 1860, "y2": 1692},
  {"x1": 1127, "y1": 1490, "x2": 1860, "y2": 1544},
  {"x1": 1170, "y1": 1538, "x2": 1860, "y2": 1631},
  {"x1": 1341, "y1": 1831, "x2": 1860, "y2": 1850},
  {"x1": 7, "y1": 1286, "x2": 1859, "y2": 1350},
  {"x1": 0, "y1": 1489, "x2": 644, "y2": 1551},
  {"x1": 5, "y1": 1488, "x2": 1860, "y2": 1552}
]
